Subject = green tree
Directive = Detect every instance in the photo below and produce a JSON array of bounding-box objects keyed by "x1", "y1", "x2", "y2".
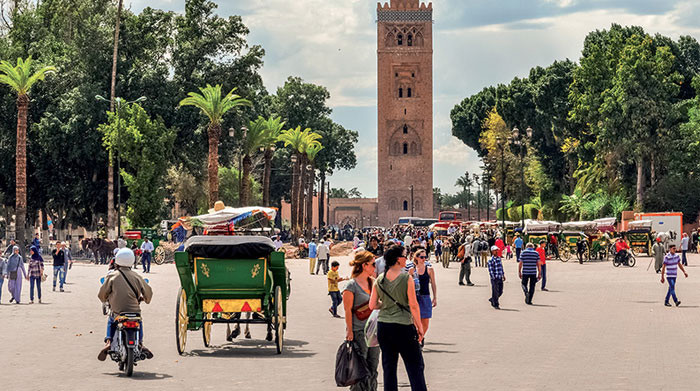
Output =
[
  {"x1": 261, "y1": 116, "x2": 285, "y2": 206},
  {"x1": 0, "y1": 56, "x2": 55, "y2": 249},
  {"x1": 98, "y1": 103, "x2": 175, "y2": 227},
  {"x1": 179, "y1": 84, "x2": 251, "y2": 207}
]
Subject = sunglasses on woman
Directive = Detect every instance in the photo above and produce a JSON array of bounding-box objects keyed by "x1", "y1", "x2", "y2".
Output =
[{"x1": 417, "y1": 255, "x2": 427, "y2": 259}]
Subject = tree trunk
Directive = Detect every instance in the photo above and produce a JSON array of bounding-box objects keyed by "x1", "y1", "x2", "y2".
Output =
[
  {"x1": 636, "y1": 157, "x2": 645, "y2": 209},
  {"x1": 318, "y1": 172, "x2": 326, "y2": 229},
  {"x1": 290, "y1": 155, "x2": 299, "y2": 238},
  {"x1": 263, "y1": 147, "x2": 273, "y2": 206},
  {"x1": 306, "y1": 167, "x2": 315, "y2": 239},
  {"x1": 241, "y1": 154, "x2": 252, "y2": 206},
  {"x1": 15, "y1": 94, "x2": 28, "y2": 253},
  {"x1": 650, "y1": 153, "x2": 656, "y2": 187},
  {"x1": 207, "y1": 124, "x2": 221, "y2": 207},
  {"x1": 296, "y1": 158, "x2": 306, "y2": 239},
  {"x1": 106, "y1": 0, "x2": 123, "y2": 239}
]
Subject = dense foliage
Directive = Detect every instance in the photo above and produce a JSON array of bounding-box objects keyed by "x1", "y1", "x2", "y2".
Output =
[{"x1": 451, "y1": 24, "x2": 700, "y2": 222}]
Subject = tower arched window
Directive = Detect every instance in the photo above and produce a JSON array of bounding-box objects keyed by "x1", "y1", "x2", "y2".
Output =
[
  {"x1": 397, "y1": 34, "x2": 403, "y2": 45},
  {"x1": 407, "y1": 34, "x2": 413, "y2": 46},
  {"x1": 403, "y1": 124, "x2": 408, "y2": 134},
  {"x1": 403, "y1": 143, "x2": 408, "y2": 155},
  {"x1": 403, "y1": 200, "x2": 409, "y2": 211},
  {"x1": 407, "y1": 88, "x2": 412, "y2": 97},
  {"x1": 398, "y1": 88, "x2": 403, "y2": 98}
]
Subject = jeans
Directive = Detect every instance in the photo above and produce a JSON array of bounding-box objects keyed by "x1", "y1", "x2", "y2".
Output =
[
  {"x1": 0, "y1": 276, "x2": 3, "y2": 302},
  {"x1": 377, "y1": 322, "x2": 427, "y2": 391},
  {"x1": 351, "y1": 328, "x2": 380, "y2": 391},
  {"x1": 521, "y1": 274, "x2": 537, "y2": 303},
  {"x1": 142, "y1": 252, "x2": 151, "y2": 272},
  {"x1": 329, "y1": 291, "x2": 342, "y2": 316},
  {"x1": 515, "y1": 248, "x2": 522, "y2": 261},
  {"x1": 490, "y1": 278, "x2": 503, "y2": 307},
  {"x1": 106, "y1": 316, "x2": 144, "y2": 343},
  {"x1": 682, "y1": 250, "x2": 687, "y2": 266},
  {"x1": 316, "y1": 258, "x2": 328, "y2": 275},
  {"x1": 541, "y1": 264, "x2": 547, "y2": 290},
  {"x1": 459, "y1": 258, "x2": 472, "y2": 284},
  {"x1": 665, "y1": 277, "x2": 678, "y2": 304},
  {"x1": 30, "y1": 276, "x2": 41, "y2": 301},
  {"x1": 53, "y1": 265, "x2": 65, "y2": 289}
]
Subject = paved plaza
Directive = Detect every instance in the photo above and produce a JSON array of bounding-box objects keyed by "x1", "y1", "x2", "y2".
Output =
[{"x1": 2, "y1": 253, "x2": 700, "y2": 390}]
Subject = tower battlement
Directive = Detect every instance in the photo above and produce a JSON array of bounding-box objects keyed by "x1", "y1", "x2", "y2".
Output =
[{"x1": 377, "y1": 1, "x2": 432, "y2": 11}]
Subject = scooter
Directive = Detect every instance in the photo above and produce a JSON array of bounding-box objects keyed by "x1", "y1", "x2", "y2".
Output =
[
  {"x1": 109, "y1": 313, "x2": 146, "y2": 377},
  {"x1": 612, "y1": 249, "x2": 636, "y2": 267}
]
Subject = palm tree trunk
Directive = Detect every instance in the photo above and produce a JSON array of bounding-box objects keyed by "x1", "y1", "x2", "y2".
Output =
[
  {"x1": 241, "y1": 154, "x2": 252, "y2": 206},
  {"x1": 635, "y1": 156, "x2": 644, "y2": 209},
  {"x1": 296, "y1": 158, "x2": 306, "y2": 239},
  {"x1": 207, "y1": 124, "x2": 221, "y2": 207},
  {"x1": 290, "y1": 155, "x2": 299, "y2": 238},
  {"x1": 306, "y1": 167, "x2": 314, "y2": 239},
  {"x1": 106, "y1": 0, "x2": 123, "y2": 238},
  {"x1": 263, "y1": 147, "x2": 273, "y2": 206},
  {"x1": 318, "y1": 172, "x2": 326, "y2": 229},
  {"x1": 14, "y1": 94, "x2": 28, "y2": 252}
]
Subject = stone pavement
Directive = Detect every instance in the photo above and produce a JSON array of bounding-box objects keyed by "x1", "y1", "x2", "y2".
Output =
[{"x1": 2, "y1": 253, "x2": 700, "y2": 390}]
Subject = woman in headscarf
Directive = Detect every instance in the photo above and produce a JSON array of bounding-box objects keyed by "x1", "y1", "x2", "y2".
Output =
[
  {"x1": 7, "y1": 246, "x2": 27, "y2": 304},
  {"x1": 28, "y1": 246, "x2": 44, "y2": 304}
]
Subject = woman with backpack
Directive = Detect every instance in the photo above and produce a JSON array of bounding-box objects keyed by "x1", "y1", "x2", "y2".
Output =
[{"x1": 370, "y1": 245, "x2": 427, "y2": 391}]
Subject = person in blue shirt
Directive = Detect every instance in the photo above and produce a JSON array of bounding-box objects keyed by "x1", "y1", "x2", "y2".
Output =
[
  {"x1": 308, "y1": 239, "x2": 318, "y2": 275},
  {"x1": 513, "y1": 233, "x2": 524, "y2": 261},
  {"x1": 519, "y1": 243, "x2": 541, "y2": 305}
]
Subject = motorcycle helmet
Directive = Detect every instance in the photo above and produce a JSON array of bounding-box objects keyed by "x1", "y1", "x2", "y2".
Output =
[{"x1": 115, "y1": 248, "x2": 135, "y2": 267}]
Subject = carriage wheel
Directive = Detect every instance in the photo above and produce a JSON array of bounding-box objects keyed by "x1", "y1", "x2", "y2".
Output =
[
  {"x1": 154, "y1": 246, "x2": 166, "y2": 265},
  {"x1": 560, "y1": 246, "x2": 571, "y2": 262},
  {"x1": 274, "y1": 286, "x2": 284, "y2": 354},
  {"x1": 176, "y1": 288, "x2": 188, "y2": 355},
  {"x1": 202, "y1": 312, "x2": 212, "y2": 347}
]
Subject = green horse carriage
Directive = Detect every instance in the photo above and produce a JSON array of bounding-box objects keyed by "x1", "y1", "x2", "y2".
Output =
[
  {"x1": 173, "y1": 206, "x2": 288, "y2": 355},
  {"x1": 625, "y1": 219, "x2": 653, "y2": 256}
]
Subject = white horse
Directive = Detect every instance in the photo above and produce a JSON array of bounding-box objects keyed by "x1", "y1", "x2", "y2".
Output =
[{"x1": 656, "y1": 231, "x2": 677, "y2": 251}]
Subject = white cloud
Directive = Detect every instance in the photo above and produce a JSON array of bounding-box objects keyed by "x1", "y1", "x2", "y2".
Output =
[{"x1": 433, "y1": 137, "x2": 476, "y2": 167}]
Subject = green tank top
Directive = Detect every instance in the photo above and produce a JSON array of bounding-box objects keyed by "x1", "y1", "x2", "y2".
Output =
[{"x1": 375, "y1": 273, "x2": 413, "y2": 325}]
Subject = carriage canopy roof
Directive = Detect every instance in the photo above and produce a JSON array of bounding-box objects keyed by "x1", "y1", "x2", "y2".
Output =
[
  {"x1": 628, "y1": 219, "x2": 653, "y2": 230},
  {"x1": 184, "y1": 235, "x2": 275, "y2": 259}
]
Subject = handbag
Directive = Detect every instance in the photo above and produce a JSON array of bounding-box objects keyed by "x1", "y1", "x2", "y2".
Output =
[
  {"x1": 364, "y1": 309, "x2": 380, "y2": 348},
  {"x1": 334, "y1": 340, "x2": 369, "y2": 387},
  {"x1": 352, "y1": 301, "x2": 373, "y2": 321},
  {"x1": 41, "y1": 271, "x2": 47, "y2": 282},
  {"x1": 9, "y1": 270, "x2": 17, "y2": 280}
]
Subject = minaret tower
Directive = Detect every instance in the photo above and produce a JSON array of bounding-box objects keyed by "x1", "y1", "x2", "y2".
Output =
[{"x1": 376, "y1": 1, "x2": 434, "y2": 225}]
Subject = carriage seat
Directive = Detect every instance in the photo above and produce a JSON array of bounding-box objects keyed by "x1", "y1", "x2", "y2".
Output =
[{"x1": 184, "y1": 236, "x2": 275, "y2": 259}]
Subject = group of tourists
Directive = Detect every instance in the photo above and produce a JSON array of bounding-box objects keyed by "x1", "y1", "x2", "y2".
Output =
[{"x1": 0, "y1": 238, "x2": 73, "y2": 304}]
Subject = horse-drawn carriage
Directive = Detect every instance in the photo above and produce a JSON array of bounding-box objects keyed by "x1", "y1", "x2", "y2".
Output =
[
  {"x1": 591, "y1": 217, "x2": 617, "y2": 261},
  {"x1": 173, "y1": 205, "x2": 288, "y2": 354},
  {"x1": 124, "y1": 228, "x2": 171, "y2": 265},
  {"x1": 523, "y1": 220, "x2": 561, "y2": 260},
  {"x1": 559, "y1": 221, "x2": 597, "y2": 262},
  {"x1": 625, "y1": 220, "x2": 653, "y2": 256}
]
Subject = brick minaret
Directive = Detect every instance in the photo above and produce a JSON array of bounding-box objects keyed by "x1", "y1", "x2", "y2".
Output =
[{"x1": 377, "y1": 1, "x2": 434, "y2": 226}]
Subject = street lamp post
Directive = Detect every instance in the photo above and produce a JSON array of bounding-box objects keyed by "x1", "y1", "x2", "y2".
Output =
[
  {"x1": 238, "y1": 126, "x2": 248, "y2": 207},
  {"x1": 409, "y1": 185, "x2": 414, "y2": 217},
  {"x1": 496, "y1": 136, "x2": 506, "y2": 241},
  {"x1": 484, "y1": 169, "x2": 490, "y2": 221},
  {"x1": 95, "y1": 95, "x2": 146, "y2": 237},
  {"x1": 509, "y1": 126, "x2": 533, "y2": 229}
]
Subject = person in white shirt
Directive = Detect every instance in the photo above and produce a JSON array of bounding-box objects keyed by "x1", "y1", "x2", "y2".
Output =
[
  {"x1": 681, "y1": 233, "x2": 689, "y2": 266},
  {"x1": 140, "y1": 238, "x2": 154, "y2": 273},
  {"x1": 404, "y1": 234, "x2": 413, "y2": 247},
  {"x1": 273, "y1": 236, "x2": 283, "y2": 251},
  {"x1": 317, "y1": 242, "x2": 330, "y2": 275}
]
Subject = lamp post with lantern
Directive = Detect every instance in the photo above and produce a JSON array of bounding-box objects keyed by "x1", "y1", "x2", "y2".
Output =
[{"x1": 508, "y1": 126, "x2": 532, "y2": 228}]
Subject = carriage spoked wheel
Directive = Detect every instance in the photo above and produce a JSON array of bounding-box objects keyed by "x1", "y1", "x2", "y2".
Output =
[
  {"x1": 559, "y1": 246, "x2": 571, "y2": 262},
  {"x1": 273, "y1": 286, "x2": 284, "y2": 354},
  {"x1": 154, "y1": 246, "x2": 166, "y2": 265},
  {"x1": 176, "y1": 288, "x2": 188, "y2": 355},
  {"x1": 202, "y1": 312, "x2": 212, "y2": 347}
]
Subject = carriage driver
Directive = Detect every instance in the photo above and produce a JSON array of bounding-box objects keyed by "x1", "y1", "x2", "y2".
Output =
[{"x1": 98, "y1": 248, "x2": 154, "y2": 361}]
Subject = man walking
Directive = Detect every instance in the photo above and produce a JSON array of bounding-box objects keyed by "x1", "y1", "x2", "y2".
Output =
[
  {"x1": 140, "y1": 238, "x2": 154, "y2": 273},
  {"x1": 458, "y1": 239, "x2": 474, "y2": 286},
  {"x1": 317, "y1": 239, "x2": 330, "y2": 275},
  {"x1": 513, "y1": 233, "x2": 523, "y2": 262},
  {"x1": 652, "y1": 238, "x2": 665, "y2": 274},
  {"x1": 487, "y1": 245, "x2": 505, "y2": 309},
  {"x1": 661, "y1": 244, "x2": 688, "y2": 307},
  {"x1": 51, "y1": 241, "x2": 66, "y2": 292},
  {"x1": 308, "y1": 238, "x2": 318, "y2": 275},
  {"x1": 681, "y1": 233, "x2": 689, "y2": 266},
  {"x1": 537, "y1": 240, "x2": 548, "y2": 291},
  {"x1": 519, "y1": 243, "x2": 541, "y2": 305}
]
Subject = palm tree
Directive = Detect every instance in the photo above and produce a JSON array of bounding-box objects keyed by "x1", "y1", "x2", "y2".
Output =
[
  {"x1": 305, "y1": 143, "x2": 323, "y2": 238},
  {"x1": 473, "y1": 173, "x2": 481, "y2": 221},
  {"x1": 559, "y1": 189, "x2": 591, "y2": 220},
  {"x1": 179, "y1": 84, "x2": 250, "y2": 207},
  {"x1": 261, "y1": 116, "x2": 285, "y2": 206},
  {"x1": 239, "y1": 117, "x2": 270, "y2": 206},
  {"x1": 0, "y1": 57, "x2": 56, "y2": 250},
  {"x1": 278, "y1": 127, "x2": 321, "y2": 238},
  {"x1": 455, "y1": 171, "x2": 472, "y2": 213}
]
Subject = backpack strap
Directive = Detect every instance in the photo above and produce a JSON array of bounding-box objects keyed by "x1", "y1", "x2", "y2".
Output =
[{"x1": 118, "y1": 268, "x2": 142, "y2": 303}]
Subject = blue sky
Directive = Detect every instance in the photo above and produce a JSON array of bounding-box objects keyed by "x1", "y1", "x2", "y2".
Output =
[{"x1": 129, "y1": 0, "x2": 700, "y2": 196}]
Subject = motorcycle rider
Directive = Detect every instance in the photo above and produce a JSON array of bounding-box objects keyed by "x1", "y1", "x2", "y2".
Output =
[
  {"x1": 97, "y1": 248, "x2": 153, "y2": 361},
  {"x1": 615, "y1": 236, "x2": 631, "y2": 265}
]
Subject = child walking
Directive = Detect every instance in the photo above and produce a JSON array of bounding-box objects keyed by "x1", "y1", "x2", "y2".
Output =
[{"x1": 327, "y1": 261, "x2": 347, "y2": 317}]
